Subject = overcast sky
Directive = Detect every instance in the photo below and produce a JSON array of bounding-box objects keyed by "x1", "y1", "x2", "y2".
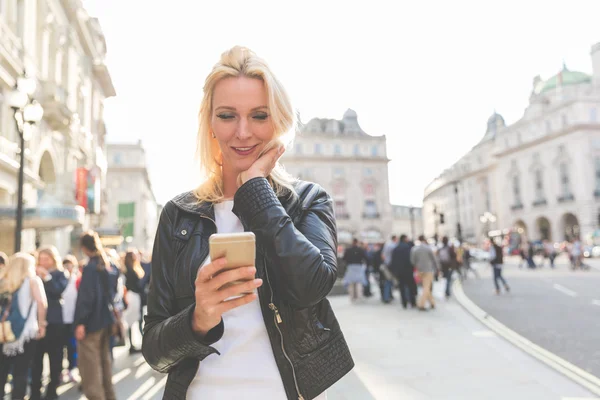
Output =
[{"x1": 84, "y1": 0, "x2": 600, "y2": 207}]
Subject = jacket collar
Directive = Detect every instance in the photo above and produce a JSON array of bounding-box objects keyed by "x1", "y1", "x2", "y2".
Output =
[{"x1": 170, "y1": 180, "x2": 314, "y2": 220}]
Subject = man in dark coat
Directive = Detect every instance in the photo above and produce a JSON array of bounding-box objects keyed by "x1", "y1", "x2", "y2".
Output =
[{"x1": 390, "y1": 234, "x2": 417, "y2": 308}]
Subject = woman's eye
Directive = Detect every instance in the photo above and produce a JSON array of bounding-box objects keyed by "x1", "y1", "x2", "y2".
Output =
[
  {"x1": 253, "y1": 113, "x2": 269, "y2": 121},
  {"x1": 217, "y1": 114, "x2": 235, "y2": 120}
]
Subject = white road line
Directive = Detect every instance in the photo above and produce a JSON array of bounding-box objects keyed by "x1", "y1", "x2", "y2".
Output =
[
  {"x1": 126, "y1": 376, "x2": 156, "y2": 400},
  {"x1": 142, "y1": 375, "x2": 168, "y2": 400},
  {"x1": 135, "y1": 362, "x2": 152, "y2": 379},
  {"x1": 592, "y1": 300, "x2": 600, "y2": 306},
  {"x1": 472, "y1": 330, "x2": 497, "y2": 338},
  {"x1": 112, "y1": 368, "x2": 132, "y2": 384},
  {"x1": 553, "y1": 283, "x2": 578, "y2": 297}
]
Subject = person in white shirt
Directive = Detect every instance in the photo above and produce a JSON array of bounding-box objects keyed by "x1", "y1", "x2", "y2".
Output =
[
  {"x1": 61, "y1": 255, "x2": 79, "y2": 383},
  {"x1": 142, "y1": 46, "x2": 353, "y2": 400}
]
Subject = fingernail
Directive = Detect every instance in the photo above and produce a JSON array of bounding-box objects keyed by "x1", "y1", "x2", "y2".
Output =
[{"x1": 254, "y1": 279, "x2": 263, "y2": 285}]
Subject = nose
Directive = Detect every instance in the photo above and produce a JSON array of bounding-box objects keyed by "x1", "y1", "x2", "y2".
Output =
[{"x1": 235, "y1": 117, "x2": 252, "y2": 140}]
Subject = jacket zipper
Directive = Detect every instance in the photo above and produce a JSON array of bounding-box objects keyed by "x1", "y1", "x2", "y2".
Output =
[{"x1": 263, "y1": 257, "x2": 304, "y2": 400}]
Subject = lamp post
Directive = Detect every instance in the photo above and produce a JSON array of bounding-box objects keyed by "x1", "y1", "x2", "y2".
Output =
[
  {"x1": 453, "y1": 182, "x2": 463, "y2": 244},
  {"x1": 409, "y1": 206, "x2": 415, "y2": 240},
  {"x1": 7, "y1": 75, "x2": 44, "y2": 253},
  {"x1": 479, "y1": 211, "x2": 497, "y2": 241}
]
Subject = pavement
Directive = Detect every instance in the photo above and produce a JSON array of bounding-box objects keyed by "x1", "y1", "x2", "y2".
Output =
[
  {"x1": 462, "y1": 254, "x2": 600, "y2": 379},
  {"x1": 5, "y1": 269, "x2": 599, "y2": 399}
]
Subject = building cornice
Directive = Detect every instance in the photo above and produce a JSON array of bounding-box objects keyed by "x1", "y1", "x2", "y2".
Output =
[{"x1": 283, "y1": 155, "x2": 390, "y2": 163}]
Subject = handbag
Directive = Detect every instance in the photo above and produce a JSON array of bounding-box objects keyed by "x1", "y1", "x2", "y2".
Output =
[
  {"x1": 0, "y1": 286, "x2": 33, "y2": 344},
  {"x1": 100, "y1": 268, "x2": 126, "y2": 347}
]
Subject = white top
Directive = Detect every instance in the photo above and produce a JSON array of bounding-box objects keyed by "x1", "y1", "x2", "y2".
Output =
[
  {"x1": 187, "y1": 200, "x2": 326, "y2": 400},
  {"x1": 62, "y1": 273, "x2": 78, "y2": 324}
]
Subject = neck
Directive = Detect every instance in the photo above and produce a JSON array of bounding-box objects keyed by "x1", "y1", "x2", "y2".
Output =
[{"x1": 221, "y1": 163, "x2": 239, "y2": 199}]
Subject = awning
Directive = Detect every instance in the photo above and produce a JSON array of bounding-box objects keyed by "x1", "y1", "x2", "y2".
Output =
[{"x1": 0, "y1": 205, "x2": 85, "y2": 230}]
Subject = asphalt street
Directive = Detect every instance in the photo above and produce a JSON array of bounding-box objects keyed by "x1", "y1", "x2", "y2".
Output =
[{"x1": 462, "y1": 255, "x2": 600, "y2": 378}]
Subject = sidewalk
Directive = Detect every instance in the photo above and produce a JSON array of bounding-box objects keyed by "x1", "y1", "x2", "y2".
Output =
[{"x1": 326, "y1": 279, "x2": 598, "y2": 400}]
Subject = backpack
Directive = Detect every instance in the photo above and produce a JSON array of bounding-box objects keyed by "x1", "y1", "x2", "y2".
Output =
[
  {"x1": 0, "y1": 284, "x2": 33, "y2": 344},
  {"x1": 438, "y1": 246, "x2": 451, "y2": 263}
]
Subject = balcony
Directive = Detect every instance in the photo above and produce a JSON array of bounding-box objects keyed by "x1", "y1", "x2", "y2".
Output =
[
  {"x1": 510, "y1": 203, "x2": 524, "y2": 211},
  {"x1": 0, "y1": 20, "x2": 23, "y2": 72},
  {"x1": 39, "y1": 81, "x2": 72, "y2": 131},
  {"x1": 362, "y1": 212, "x2": 381, "y2": 220},
  {"x1": 532, "y1": 199, "x2": 547, "y2": 207},
  {"x1": 557, "y1": 193, "x2": 575, "y2": 203},
  {"x1": 335, "y1": 212, "x2": 350, "y2": 220}
]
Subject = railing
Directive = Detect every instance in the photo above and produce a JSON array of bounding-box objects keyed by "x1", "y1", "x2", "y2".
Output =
[
  {"x1": 557, "y1": 194, "x2": 575, "y2": 203},
  {"x1": 0, "y1": 20, "x2": 23, "y2": 64},
  {"x1": 362, "y1": 212, "x2": 381, "y2": 219},
  {"x1": 0, "y1": 136, "x2": 19, "y2": 163}
]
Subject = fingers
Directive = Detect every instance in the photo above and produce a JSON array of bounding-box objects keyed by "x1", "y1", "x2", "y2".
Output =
[
  {"x1": 216, "y1": 278, "x2": 263, "y2": 302},
  {"x1": 217, "y1": 292, "x2": 258, "y2": 314},
  {"x1": 196, "y1": 258, "x2": 227, "y2": 282},
  {"x1": 207, "y1": 266, "x2": 256, "y2": 291}
]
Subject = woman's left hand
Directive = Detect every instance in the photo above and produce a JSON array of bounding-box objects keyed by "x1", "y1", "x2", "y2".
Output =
[{"x1": 238, "y1": 144, "x2": 285, "y2": 186}]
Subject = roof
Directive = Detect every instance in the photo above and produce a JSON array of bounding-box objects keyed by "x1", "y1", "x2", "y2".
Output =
[
  {"x1": 535, "y1": 65, "x2": 591, "y2": 94},
  {"x1": 300, "y1": 108, "x2": 369, "y2": 136}
]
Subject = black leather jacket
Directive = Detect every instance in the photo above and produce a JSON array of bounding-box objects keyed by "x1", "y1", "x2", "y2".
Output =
[{"x1": 142, "y1": 178, "x2": 354, "y2": 400}]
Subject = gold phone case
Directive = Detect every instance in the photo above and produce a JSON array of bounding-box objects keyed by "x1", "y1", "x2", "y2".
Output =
[{"x1": 209, "y1": 232, "x2": 256, "y2": 292}]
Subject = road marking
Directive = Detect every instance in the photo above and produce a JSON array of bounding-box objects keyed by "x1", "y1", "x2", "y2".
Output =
[
  {"x1": 553, "y1": 284, "x2": 577, "y2": 297},
  {"x1": 592, "y1": 300, "x2": 600, "y2": 307},
  {"x1": 472, "y1": 330, "x2": 497, "y2": 337},
  {"x1": 126, "y1": 376, "x2": 156, "y2": 400},
  {"x1": 142, "y1": 375, "x2": 168, "y2": 400},
  {"x1": 135, "y1": 362, "x2": 152, "y2": 379},
  {"x1": 112, "y1": 368, "x2": 131, "y2": 384}
]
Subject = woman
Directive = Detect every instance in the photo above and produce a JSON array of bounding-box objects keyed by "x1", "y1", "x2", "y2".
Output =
[
  {"x1": 61, "y1": 255, "x2": 79, "y2": 383},
  {"x1": 122, "y1": 249, "x2": 145, "y2": 353},
  {"x1": 30, "y1": 246, "x2": 68, "y2": 400},
  {"x1": 73, "y1": 231, "x2": 120, "y2": 400},
  {"x1": 0, "y1": 253, "x2": 48, "y2": 400},
  {"x1": 142, "y1": 46, "x2": 353, "y2": 400}
]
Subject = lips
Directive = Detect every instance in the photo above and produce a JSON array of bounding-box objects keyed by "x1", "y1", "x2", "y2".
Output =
[{"x1": 232, "y1": 145, "x2": 259, "y2": 156}]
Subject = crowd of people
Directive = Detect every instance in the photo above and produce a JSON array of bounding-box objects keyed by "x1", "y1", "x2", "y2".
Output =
[
  {"x1": 340, "y1": 234, "x2": 510, "y2": 309},
  {"x1": 0, "y1": 231, "x2": 151, "y2": 400}
]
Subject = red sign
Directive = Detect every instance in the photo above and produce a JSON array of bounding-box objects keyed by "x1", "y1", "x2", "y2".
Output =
[{"x1": 75, "y1": 168, "x2": 88, "y2": 210}]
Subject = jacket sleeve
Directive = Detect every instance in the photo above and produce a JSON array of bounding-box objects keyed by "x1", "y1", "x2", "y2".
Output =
[
  {"x1": 142, "y1": 202, "x2": 223, "y2": 374},
  {"x1": 232, "y1": 178, "x2": 337, "y2": 308},
  {"x1": 44, "y1": 270, "x2": 68, "y2": 300},
  {"x1": 73, "y1": 266, "x2": 95, "y2": 327}
]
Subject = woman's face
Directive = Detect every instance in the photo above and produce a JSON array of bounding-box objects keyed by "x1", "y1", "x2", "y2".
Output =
[
  {"x1": 38, "y1": 253, "x2": 54, "y2": 269},
  {"x1": 211, "y1": 76, "x2": 275, "y2": 174}
]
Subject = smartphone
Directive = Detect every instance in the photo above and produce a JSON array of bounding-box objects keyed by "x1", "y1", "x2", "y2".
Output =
[{"x1": 209, "y1": 232, "x2": 256, "y2": 293}]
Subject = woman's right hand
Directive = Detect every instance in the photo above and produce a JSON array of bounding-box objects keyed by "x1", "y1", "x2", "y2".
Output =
[{"x1": 192, "y1": 258, "x2": 262, "y2": 337}]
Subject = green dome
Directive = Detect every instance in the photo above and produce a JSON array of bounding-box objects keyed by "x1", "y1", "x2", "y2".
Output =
[{"x1": 536, "y1": 67, "x2": 591, "y2": 94}]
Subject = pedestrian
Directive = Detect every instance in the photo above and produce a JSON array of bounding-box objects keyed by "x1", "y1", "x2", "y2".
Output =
[
  {"x1": 543, "y1": 240, "x2": 556, "y2": 268},
  {"x1": 343, "y1": 239, "x2": 370, "y2": 302},
  {"x1": 0, "y1": 253, "x2": 48, "y2": 400},
  {"x1": 362, "y1": 242, "x2": 374, "y2": 297},
  {"x1": 30, "y1": 246, "x2": 68, "y2": 400},
  {"x1": 380, "y1": 235, "x2": 399, "y2": 302},
  {"x1": 490, "y1": 239, "x2": 510, "y2": 295},
  {"x1": 370, "y1": 243, "x2": 385, "y2": 300},
  {"x1": 390, "y1": 234, "x2": 417, "y2": 309},
  {"x1": 141, "y1": 46, "x2": 353, "y2": 400},
  {"x1": 437, "y1": 236, "x2": 458, "y2": 298},
  {"x1": 410, "y1": 235, "x2": 440, "y2": 311},
  {"x1": 122, "y1": 249, "x2": 145, "y2": 354},
  {"x1": 571, "y1": 237, "x2": 583, "y2": 270},
  {"x1": 61, "y1": 255, "x2": 80, "y2": 383},
  {"x1": 74, "y1": 231, "x2": 120, "y2": 400}
]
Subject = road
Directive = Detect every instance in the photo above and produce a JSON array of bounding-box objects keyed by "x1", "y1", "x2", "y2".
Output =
[{"x1": 462, "y1": 255, "x2": 600, "y2": 378}]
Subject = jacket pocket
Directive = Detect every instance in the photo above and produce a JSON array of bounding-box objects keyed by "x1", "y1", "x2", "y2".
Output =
[{"x1": 285, "y1": 303, "x2": 332, "y2": 357}]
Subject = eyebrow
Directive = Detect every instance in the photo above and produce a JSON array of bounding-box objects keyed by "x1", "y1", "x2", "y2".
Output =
[{"x1": 214, "y1": 106, "x2": 268, "y2": 112}]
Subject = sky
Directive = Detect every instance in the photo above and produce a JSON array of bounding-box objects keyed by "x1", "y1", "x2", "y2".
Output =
[{"x1": 84, "y1": 0, "x2": 600, "y2": 207}]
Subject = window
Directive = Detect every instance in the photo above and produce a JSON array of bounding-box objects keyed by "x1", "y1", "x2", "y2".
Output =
[
  {"x1": 512, "y1": 175, "x2": 521, "y2": 204},
  {"x1": 364, "y1": 183, "x2": 375, "y2": 196},
  {"x1": 314, "y1": 143, "x2": 322, "y2": 154},
  {"x1": 534, "y1": 169, "x2": 544, "y2": 200},
  {"x1": 334, "y1": 200, "x2": 349, "y2": 219},
  {"x1": 559, "y1": 163, "x2": 570, "y2": 196},
  {"x1": 561, "y1": 114, "x2": 568, "y2": 127},
  {"x1": 363, "y1": 167, "x2": 372, "y2": 176},
  {"x1": 353, "y1": 144, "x2": 360, "y2": 156},
  {"x1": 332, "y1": 181, "x2": 345, "y2": 195},
  {"x1": 371, "y1": 146, "x2": 378, "y2": 156},
  {"x1": 363, "y1": 200, "x2": 379, "y2": 219},
  {"x1": 113, "y1": 153, "x2": 122, "y2": 165},
  {"x1": 595, "y1": 158, "x2": 600, "y2": 193},
  {"x1": 334, "y1": 144, "x2": 341, "y2": 155},
  {"x1": 333, "y1": 167, "x2": 344, "y2": 178},
  {"x1": 295, "y1": 143, "x2": 303, "y2": 154},
  {"x1": 592, "y1": 108, "x2": 598, "y2": 123}
]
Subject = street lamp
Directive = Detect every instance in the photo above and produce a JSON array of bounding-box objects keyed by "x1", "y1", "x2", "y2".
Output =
[
  {"x1": 7, "y1": 74, "x2": 44, "y2": 253},
  {"x1": 453, "y1": 182, "x2": 463, "y2": 244},
  {"x1": 479, "y1": 211, "x2": 497, "y2": 240}
]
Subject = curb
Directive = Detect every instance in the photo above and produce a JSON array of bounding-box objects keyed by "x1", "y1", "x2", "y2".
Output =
[{"x1": 452, "y1": 279, "x2": 600, "y2": 396}]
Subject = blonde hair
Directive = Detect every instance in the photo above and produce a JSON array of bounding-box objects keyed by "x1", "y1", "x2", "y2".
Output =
[
  {"x1": 193, "y1": 46, "x2": 297, "y2": 203},
  {"x1": 0, "y1": 253, "x2": 35, "y2": 294},
  {"x1": 37, "y1": 246, "x2": 63, "y2": 272}
]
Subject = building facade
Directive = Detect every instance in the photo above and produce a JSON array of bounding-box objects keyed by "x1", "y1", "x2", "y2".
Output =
[
  {"x1": 103, "y1": 141, "x2": 159, "y2": 252},
  {"x1": 392, "y1": 205, "x2": 423, "y2": 240},
  {"x1": 0, "y1": 0, "x2": 115, "y2": 255},
  {"x1": 423, "y1": 41, "x2": 600, "y2": 247},
  {"x1": 281, "y1": 109, "x2": 393, "y2": 245}
]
